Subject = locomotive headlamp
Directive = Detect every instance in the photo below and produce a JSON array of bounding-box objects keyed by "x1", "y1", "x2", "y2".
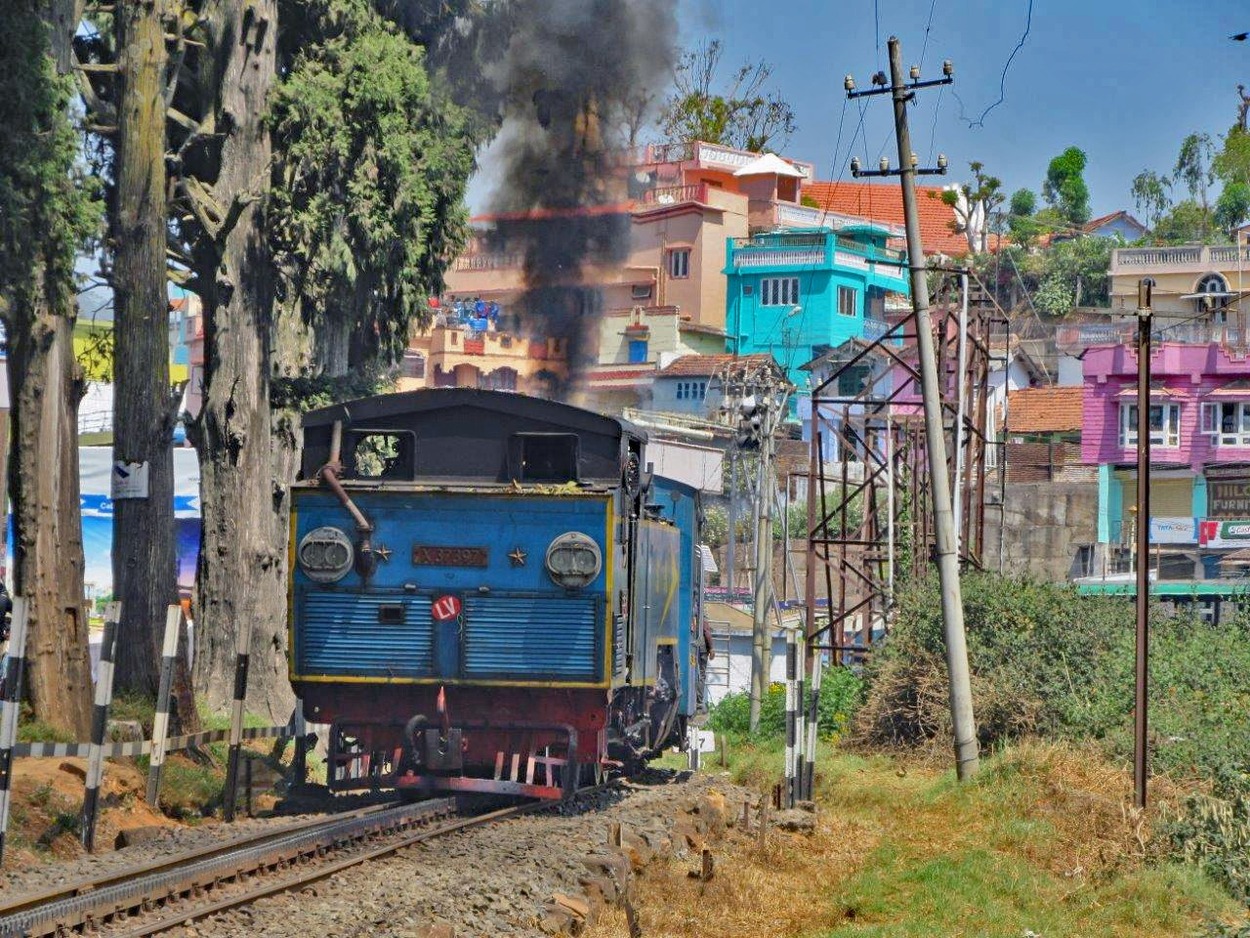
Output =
[
  {"x1": 545, "y1": 532, "x2": 602, "y2": 589},
  {"x1": 297, "y1": 526, "x2": 354, "y2": 583}
]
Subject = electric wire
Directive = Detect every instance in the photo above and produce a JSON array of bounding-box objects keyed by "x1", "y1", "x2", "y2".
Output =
[
  {"x1": 918, "y1": 0, "x2": 939, "y2": 69},
  {"x1": 874, "y1": 0, "x2": 882, "y2": 66},
  {"x1": 956, "y1": 0, "x2": 1034, "y2": 129}
]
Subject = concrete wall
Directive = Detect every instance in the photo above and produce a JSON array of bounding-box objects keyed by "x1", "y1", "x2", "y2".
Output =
[{"x1": 984, "y1": 480, "x2": 1099, "y2": 581}]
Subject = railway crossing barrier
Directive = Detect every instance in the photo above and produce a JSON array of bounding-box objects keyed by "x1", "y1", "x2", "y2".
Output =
[
  {"x1": 81, "y1": 603, "x2": 121, "y2": 852},
  {"x1": 0, "y1": 600, "x2": 309, "y2": 867},
  {"x1": 0, "y1": 598, "x2": 30, "y2": 866}
]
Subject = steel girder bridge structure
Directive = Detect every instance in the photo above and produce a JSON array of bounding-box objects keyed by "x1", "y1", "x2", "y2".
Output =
[{"x1": 803, "y1": 270, "x2": 1009, "y2": 660}]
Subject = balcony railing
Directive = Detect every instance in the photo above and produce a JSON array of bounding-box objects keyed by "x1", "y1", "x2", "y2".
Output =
[
  {"x1": 732, "y1": 248, "x2": 827, "y2": 268},
  {"x1": 863, "y1": 318, "x2": 890, "y2": 341},
  {"x1": 639, "y1": 140, "x2": 814, "y2": 177},
  {"x1": 1110, "y1": 244, "x2": 1250, "y2": 273},
  {"x1": 1055, "y1": 319, "x2": 1246, "y2": 350},
  {"x1": 454, "y1": 252, "x2": 523, "y2": 272},
  {"x1": 639, "y1": 183, "x2": 708, "y2": 206},
  {"x1": 732, "y1": 233, "x2": 829, "y2": 249}
]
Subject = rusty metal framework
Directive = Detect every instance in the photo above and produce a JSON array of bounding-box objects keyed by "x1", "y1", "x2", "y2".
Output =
[{"x1": 804, "y1": 270, "x2": 1009, "y2": 656}]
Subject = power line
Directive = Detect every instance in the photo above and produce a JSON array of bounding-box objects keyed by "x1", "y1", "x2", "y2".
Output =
[
  {"x1": 956, "y1": 0, "x2": 1034, "y2": 129},
  {"x1": 874, "y1": 0, "x2": 882, "y2": 65},
  {"x1": 927, "y1": 83, "x2": 945, "y2": 164},
  {"x1": 918, "y1": 0, "x2": 939, "y2": 68}
]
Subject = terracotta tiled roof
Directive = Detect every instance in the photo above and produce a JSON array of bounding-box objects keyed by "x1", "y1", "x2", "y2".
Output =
[
  {"x1": 1083, "y1": 210, "x2": 1145, "y2": 234},
  {"x1": 1007, "y1": 387, "x2": 1084, "y2": 434},
  {"x1": 800, "y1": 180, "x2": 969, "y2": 256},
  {"x1": 657, "y1": 353, "x2": 777, "y2": 378},
  {"x1": 470, "y1": 203, "x2": 633, "y2": 223}
]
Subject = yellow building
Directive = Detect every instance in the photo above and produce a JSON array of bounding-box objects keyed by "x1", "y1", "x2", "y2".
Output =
[{"x1": 1109, "y1": 244, "x2": 1250, "y2": 339}]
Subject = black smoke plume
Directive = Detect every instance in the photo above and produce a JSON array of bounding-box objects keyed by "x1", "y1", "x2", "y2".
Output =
[{"x1": 484, "y1": 0, "x2": 677, "y2": 394}]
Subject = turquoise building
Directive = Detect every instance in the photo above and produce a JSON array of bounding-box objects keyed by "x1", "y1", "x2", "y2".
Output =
[{"x1": 723, "y1": 225, "x2": 911, "y2": 390}]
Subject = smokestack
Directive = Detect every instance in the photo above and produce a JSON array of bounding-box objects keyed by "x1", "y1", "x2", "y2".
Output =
[{"x1": 486, "y1": 0, "x2": 677, "y2": 398}]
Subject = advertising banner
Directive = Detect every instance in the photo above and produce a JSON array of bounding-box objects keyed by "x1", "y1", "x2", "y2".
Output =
[
  {"x1": 1198, "y1": 519, "x2": 1250, "y2": 549},
  {"x1": 1149, "y1": 517, "x2": 1197, "y2": 544}
]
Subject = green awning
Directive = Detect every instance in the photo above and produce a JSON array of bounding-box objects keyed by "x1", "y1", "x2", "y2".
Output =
[{"x1": 1075, "y1": 580, "x2": 1250, "y2": 597}]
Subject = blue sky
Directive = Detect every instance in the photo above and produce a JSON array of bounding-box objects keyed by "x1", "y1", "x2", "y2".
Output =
[{"x1": 675, "y1": 0, "x2": 1250, "y2": 217}]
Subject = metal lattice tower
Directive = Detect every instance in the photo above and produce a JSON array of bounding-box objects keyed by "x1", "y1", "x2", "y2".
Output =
[{"x1": 804, "y1": 269, "x2": 1008, "y2": 657}]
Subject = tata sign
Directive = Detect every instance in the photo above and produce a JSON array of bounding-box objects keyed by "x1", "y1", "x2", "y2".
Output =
[{"x1": 1149, "y1": 517, "x2": 1197, "y2": 544}]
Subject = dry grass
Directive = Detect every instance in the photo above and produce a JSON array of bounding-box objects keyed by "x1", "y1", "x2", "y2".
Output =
[
  {"x1": 583, "y1": 740, "x2": 1239, "y2": 938},
  {"x1": 585, "y1": 806, "x2": 875, "y2": 938}
]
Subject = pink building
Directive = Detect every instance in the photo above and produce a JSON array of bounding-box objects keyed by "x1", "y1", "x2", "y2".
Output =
[
  {"x1": 1082, "y1": 341, "x2": 1250, "y2": 581},
  {"x1": 1082, "y1": 342, "x2": 1250, "y2": 473}
]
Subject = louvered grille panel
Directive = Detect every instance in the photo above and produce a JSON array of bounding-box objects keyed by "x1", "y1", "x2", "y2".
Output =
[
  {"x1": 462, "y1": 595, "x2": 599, "y2": 680},
  {"x1": 613, "y1": 615, "x2": 626, "y2": 675},
  {"x1": 298, "y1": 591, "x2": 434, "y2": 677}
]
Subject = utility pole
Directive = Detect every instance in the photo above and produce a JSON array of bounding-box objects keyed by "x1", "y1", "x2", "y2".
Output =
[
  {"x1": 720, "y1": 359, "x2": 791, "y2": 732},
  {"x1": 1134, "y1": 279, "x2": 1153, "y2": 809},
  {"x1": 750, "y1": 407, "x2": 775, "y2": 732},
  {"x1": 846, "y1": 36, "x2": 980, "y2": 780}
]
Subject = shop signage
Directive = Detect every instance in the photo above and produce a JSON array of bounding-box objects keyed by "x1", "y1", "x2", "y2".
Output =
[
  {"x1": 1149, "y1": 517, "x2": 1197, "y2": 544},
  {"x1": 1206, "y1": 470, "x2": 1250, "y2": 519},
  {"x1": 1199, "y1": 519, "x2": 1250, "y2": 548}
]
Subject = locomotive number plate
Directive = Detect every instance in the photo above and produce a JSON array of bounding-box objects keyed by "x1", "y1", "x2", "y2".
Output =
[{"x1": 412, "y1": 545, "x2": 489, "y2": 567}]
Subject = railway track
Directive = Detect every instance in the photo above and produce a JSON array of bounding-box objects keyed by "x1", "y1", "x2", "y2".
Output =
[{"x1": 0, "y1": 791, "x2": 594, "y2": 937}]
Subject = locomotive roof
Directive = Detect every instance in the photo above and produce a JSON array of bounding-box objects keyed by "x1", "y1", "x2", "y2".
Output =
[
  {"x1": 303, "y1": 388, "x2": 644, "y2": 439},
  {"x1": 299, "y1": 388, "x2": 646, "y2": 487}
]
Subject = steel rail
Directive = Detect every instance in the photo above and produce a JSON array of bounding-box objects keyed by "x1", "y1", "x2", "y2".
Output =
[
  {"x1": 0, "y1": 798, "x2": 458, "y2": 938},
  {"x1": 0, "y1": 799, "x2": 402, "y2": 924},
  {"x1": 107, "y1": 796, "x2": 578, "y2": 937}
]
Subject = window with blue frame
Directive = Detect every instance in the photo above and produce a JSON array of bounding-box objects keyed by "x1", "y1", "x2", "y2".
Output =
[
  {"x1": 760, "y1": 276, "x2": 800, "y2": 306},
  {"x1": 628, "y1": 338, "x2": 648, "y2": 363},
  {"x1": 675, "y1": 381, "x2": 708, "y2": 401}
]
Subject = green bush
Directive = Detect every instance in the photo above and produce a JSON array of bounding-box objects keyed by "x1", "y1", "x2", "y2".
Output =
[
  {"x1": 856, "y1": 572, "x2": 1250, "y2": 777},
  {"x1": 708, "y1": 666, "x2": 863, "y2": 740},
  {"x1": 1165, "y1": 766, "x2": 1250, "y2": 905}
]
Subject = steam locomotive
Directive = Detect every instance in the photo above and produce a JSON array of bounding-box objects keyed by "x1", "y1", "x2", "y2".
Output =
[{"x1": 287, "y1": 389, "x2": 707, "y2": 798}]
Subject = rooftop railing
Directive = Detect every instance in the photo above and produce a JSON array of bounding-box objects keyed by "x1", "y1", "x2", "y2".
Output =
[{"x1": 1111, "y1": 244, "x2": 1250, "y2": 272}]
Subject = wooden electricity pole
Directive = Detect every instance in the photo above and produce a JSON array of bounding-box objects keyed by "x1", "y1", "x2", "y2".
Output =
[
  {"x1": 1134, "y1": 279, "x2": 1153, "y2": 809},
  {"x1": 847, "y1": 37, "x2": 980, "y2": 779}
]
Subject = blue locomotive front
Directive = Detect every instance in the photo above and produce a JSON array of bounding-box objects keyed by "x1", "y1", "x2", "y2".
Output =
[{"x1": 288, "y1": 389, "x2": 704, "y2": 797}]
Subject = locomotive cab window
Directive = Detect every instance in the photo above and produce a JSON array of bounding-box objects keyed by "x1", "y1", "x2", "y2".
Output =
[
  {"x1": 510, "y1": 433, "x2": 580, "y2": 483},
  {"x1": 348, "y1": 430, "x2": 415, "y2": 480}
]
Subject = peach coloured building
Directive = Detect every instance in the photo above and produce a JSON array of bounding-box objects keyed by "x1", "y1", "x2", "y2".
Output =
[
  {"x1": 431, "y1": 142, "x2": 827, "y2": 407},
  {"x1": 395, "y1": 325, "x2": 567, "y2": 397}
]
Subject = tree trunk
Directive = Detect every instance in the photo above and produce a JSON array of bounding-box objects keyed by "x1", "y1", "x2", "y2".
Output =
[
  {"x1": 7, "y1": 298, "x2": 94, "y2": 738},
  {"x1": 189, "y1": 0, "x2": 293, "y2": 722},
  {"x1": 112, "y1": 0, "x2": 176, "y2": 696},
  {"x1": 0, "y1": 0, "x2": 94, "y2": 738}
]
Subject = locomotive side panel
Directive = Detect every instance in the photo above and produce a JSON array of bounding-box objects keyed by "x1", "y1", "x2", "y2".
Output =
[{"x1": 651, "y1": 477, "x2": 704, "y2": 718}]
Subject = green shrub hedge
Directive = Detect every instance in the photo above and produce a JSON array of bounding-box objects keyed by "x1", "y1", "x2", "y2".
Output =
[{"x1": 707, "y1": 665, "x2": 864, "y2": 740}]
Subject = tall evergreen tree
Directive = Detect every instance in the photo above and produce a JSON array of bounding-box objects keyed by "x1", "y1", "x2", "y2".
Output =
[
  {"x1": 0, "y1": 1, "x2": 99, "y2": 735},
  {"x1": 111, "y1": 0, "x2": 177, "y2": 696}
]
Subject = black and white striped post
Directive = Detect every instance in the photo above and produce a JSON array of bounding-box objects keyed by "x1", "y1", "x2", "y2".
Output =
[
  {"x1": 222, "y1": 622, "x2": 253, "y2": 822},
  {"x1": 795, "y1": 629, "x2": 807, "y2": 802},
  {"x1": 82, "y1": 602, "x2": 121, "y2": 853},
  {"x1": 290, "y1": 699, "x2": 309, "y2": 791},
  {"x1": 146, "y1": 604, "x2": 184, "y2": 807},
  {"x1": 784, "y1": 625, "x2": 798, "y2": 808},
  {"x1": 803, "y1": 651, "x2": 823, "y2": 801},
  {"x1": 0, "y1": 598, "x2": 30, "y2": 866}
]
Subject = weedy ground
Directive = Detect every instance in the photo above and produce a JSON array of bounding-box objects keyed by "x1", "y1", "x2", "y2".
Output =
[{"x1": 585, "y1": 740, "x2": 1242, "y2": 938}]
